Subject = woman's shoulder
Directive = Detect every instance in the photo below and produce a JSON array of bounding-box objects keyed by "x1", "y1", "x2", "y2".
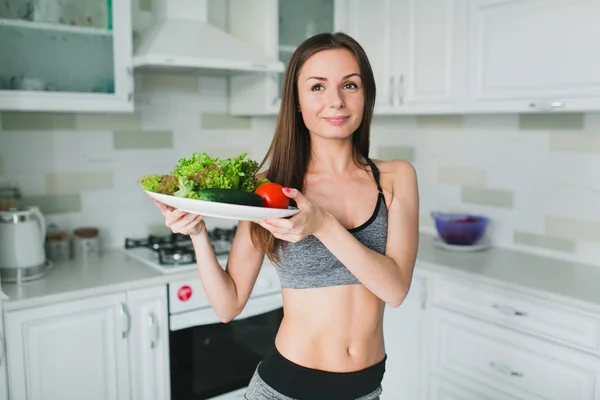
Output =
[{"x1": 370, "y1": 158, "x2": 417, "y2": 195}]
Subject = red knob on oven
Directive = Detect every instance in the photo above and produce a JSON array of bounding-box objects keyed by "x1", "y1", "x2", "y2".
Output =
[{"x1": 177, "y1": 285, "x2": 193, "y2": 301}]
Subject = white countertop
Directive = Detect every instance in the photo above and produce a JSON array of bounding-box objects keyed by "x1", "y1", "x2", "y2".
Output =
[
  {"x1": 1, "y1": 234, "x2": 599, "y2": 313},
  {"x1": 0, "y1": 250, "x2": 199, "y2": 311}
]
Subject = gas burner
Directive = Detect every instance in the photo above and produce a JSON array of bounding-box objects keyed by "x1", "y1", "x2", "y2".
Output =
[{"x1": 124, "y1": 226, "x2": 237, "y2": 268}]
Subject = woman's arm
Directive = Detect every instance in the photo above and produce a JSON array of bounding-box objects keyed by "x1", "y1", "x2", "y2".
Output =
[
  {"x1": 191, "y1": 220, "x2": 265, "y2": 322},
  {"x1": 155, "y1": 202, "x2": 265, "y2": 323},
  {"x1": 315, "y1": 160, "x2": 419, "y2": 307},
  {"x1": 259, "y1": 160, "x2": 419, "y2": 308}
]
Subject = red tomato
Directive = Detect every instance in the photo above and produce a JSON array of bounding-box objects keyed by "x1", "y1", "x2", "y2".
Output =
[{"x1": 255, "y1": 183, "x2": 290, "y2": 209}]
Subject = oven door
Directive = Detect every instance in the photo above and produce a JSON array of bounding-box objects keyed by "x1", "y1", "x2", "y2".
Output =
[{"x1": 169, "y1": 293, "x2": 283, "y2": 400}]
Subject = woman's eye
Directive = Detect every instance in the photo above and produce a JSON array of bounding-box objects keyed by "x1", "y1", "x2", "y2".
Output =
[
  {"x1": 344, "y1": 82, "x2": 358, "y2": 89},
  {"x1": 311, "y1": 84, "x2": 324, "y2": 91}
]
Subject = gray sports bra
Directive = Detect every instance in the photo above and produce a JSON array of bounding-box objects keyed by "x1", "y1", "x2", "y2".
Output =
[{"x1": 274, "y1": 159, "x2": 388, "y2": 289}]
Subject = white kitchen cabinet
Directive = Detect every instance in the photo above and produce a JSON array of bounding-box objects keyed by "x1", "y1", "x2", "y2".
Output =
[
  {"x1": 426, "y1": 272, "x2": 600, "y2": 400},
  {"x1": 336, "y1": 0, "x2": 466, "y2": 116},
  {"x1": 380, "y1": 270, "x2": 429, "y2": 400},
  {"x1": 465, "y1": 0, "x2": 600, "y2": 113},
  {"x1": 3, "y1": 285, "x2": 170, "y2": 400},
  {"x1": 127, "y1": 286, "x2": 170, "y2": 400},
  {"x1": 0, "y1": 0, "x2": 134, "y2": 113},
  {"x1": 396, "y1": 0, "x2": 467, "y2": 114},
  {"x1": 4, "y1": 292, "x2": 131, "y2": 400},
  {"x1": 335, "y1": 0, "x2": 399, "y2": 115},
  {"x1": 228, "y1": 0, "x2": 341, "y2": 116}
]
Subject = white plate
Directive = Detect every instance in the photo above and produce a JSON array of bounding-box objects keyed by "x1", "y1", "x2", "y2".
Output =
[
  {"x1": 145, "y1": 191, "x2": 300, "y2": 221},
  {"x1": 432, "y1": 236, "x2": 491, "y2": 252}
]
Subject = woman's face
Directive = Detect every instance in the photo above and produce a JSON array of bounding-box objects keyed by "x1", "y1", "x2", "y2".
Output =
[{"x1": 296, "y1": 48, "x2": 364, "y2": 140}]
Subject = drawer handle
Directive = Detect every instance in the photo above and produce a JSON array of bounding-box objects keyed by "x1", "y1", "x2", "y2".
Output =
[
  {"x1": 492, "y1": 304, "x2": 527, "y2": 317},
  {"x1": 489, "y1": 361, "x2": 524, "y2": 378}
]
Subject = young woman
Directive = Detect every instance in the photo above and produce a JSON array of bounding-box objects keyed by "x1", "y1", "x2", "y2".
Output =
[{"x1": 153, "y1": 32, "x2": 419, "y2": 400}]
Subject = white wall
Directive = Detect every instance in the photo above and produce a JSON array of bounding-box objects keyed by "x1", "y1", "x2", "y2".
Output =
[{"x1": 0, "y1": 72, "x2": 598, "y2": 266}]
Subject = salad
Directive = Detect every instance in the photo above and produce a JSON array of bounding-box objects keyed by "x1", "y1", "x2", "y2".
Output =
[{"x1": 139, "y1": 152, "x2": 289, "y2": 209}]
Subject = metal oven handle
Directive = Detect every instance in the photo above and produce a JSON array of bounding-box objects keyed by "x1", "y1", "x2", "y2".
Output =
[{"x1": 169, "y1": 294, "x2": 283, "y2": 331}]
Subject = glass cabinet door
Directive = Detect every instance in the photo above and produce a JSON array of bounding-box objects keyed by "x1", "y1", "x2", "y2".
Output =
[
  {"x1": 0, "y1": 0, "x2": 133, "y2": 112},
  {"x1": 277, "y1": 0, "x2": 335, "y2": 96}
]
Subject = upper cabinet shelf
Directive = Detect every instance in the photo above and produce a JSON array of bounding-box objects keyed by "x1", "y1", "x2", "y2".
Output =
[{"x1": 0, "y1": 0, "x2": 134, "y2": 113}]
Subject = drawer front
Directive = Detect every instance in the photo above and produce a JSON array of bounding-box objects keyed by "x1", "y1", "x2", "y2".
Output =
[
  {"x1": 430, "y1": 308, "x2": 600, "y2": 400},
  {"x1": 431, "y1": 275, "x2": 600, "y2": 353},
  {"x1": 428, "y1": 375, "x2": 517, "y2": 400}
]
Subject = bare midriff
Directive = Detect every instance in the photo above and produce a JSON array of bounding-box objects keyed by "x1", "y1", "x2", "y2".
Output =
[{"x1": 274, "y1": 284, "x2": 387, "y2": 373}]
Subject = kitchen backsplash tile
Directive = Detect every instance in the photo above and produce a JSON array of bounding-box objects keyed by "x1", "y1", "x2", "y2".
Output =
[
  {"x1": 201, "y1": 113, "x2": 252, "y2": 130},
  {"x1": 140, "y1": 72, "x2": 201, "y2": 93},
  {"x1": 438, "y1": 166, "x2": 486, "y2": 187},
  {"x1": 416, "y1": 115, "x2": 463, "y2": 129},
  {"x1": 45, "y1": 172, "x2": 114, "y2": 194},
  {"x1": 461, "y1": 186, "x2": 514, "y2": 209},
  {"x1": 377, "y1": 146, "x2": 415, "y2": 162},
  {"x1": 1, "y1": 112, "x2": 76, "y2": 130},
  {"x1": 545, "y1": 215, "x2": 600, "y2": 242},
  {"x1": 513, "y1": 231, "x2": 576, "y2": 253},
  {"x1": 21, "y1": 194, "x2": 81, "y2": 215},
  {"x1": 76, "y1": 112, "x2": 143, "y2": 131},
  {"x1": 0, "y1": 76, "x2": 598, "y2": 266},
  {"x1": 518, "y1": 113, "x2": 585, "y2": 130},
  {"x1": 549, "y1": 131, "x2": 600, "y2": 153},
  {"x1": 113, "y1": 130, "x2": 173, "y2": 149}
]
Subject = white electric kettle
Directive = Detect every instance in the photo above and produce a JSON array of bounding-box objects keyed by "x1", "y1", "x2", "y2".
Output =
[{"x1": 0, "y1": 206, "x2": 46, "y2": 268}]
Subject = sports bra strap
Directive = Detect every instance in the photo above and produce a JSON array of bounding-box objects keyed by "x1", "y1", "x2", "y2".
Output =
[{"x1": 366, "y1": 158, "x2": 383, "y2": 193}]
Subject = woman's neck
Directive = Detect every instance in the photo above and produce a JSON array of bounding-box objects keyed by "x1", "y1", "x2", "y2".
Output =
[{"x1": 308, "y1": 135, "x2": 357, "y2": 175}]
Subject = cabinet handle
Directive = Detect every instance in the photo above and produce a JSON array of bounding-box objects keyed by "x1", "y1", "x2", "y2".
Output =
[
  {"x1": 489, "y1": 361, "x2": 524, "y2": 377},
  {"x1": 528, "y1": 101, "x2": 564, "y2": 111},
  {"x1": 397, "y1": 74, "x2": 404, "y2": 106},
  {"x1": 389, "y1": 76, "x2": 395, "y2": 105},
  {"x1": 149, "y1": 312, "x2": 160, "y2": 349},
  {"x1": 492, "y1": 303, "x2": 527, "y2": 317},
  {"x1": 120, "y1": 302, "x2": 131, "y2": 339}
]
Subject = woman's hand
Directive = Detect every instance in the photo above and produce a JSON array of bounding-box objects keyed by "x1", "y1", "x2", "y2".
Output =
[
  {"x1": 152, "y1": 199, "x2": 206, "y2": 236},
  {"x1": 255, "y1": 187, "x2": 332, "y2": 243}
]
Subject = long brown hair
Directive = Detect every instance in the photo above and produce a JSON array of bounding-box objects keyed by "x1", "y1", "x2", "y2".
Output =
[{"x1": 250, "y1": 32, "x2": 377, "y2": 262}]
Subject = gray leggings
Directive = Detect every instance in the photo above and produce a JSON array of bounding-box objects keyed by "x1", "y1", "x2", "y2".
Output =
[{"x1": 243, "y1": 366, "x2": 383, "y2": 400}]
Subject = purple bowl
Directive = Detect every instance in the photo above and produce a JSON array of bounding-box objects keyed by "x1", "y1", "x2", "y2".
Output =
[{"x1": 430, "y1": 212, "x2": 489, "y2": 246}]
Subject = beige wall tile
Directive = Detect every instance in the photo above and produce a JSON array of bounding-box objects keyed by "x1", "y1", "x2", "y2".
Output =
[
  {"x1": 141, "y1": 73, "x2": 201, "y2": 93},
  {"x1": 21, "y1": 194, "x2": 81, "y2": 214},
  {"x1": 209, "y1": 147, "x2": 253, "y2": 159},
  {"x1": 438, "y1": 166, "x2": 486, "y2": 187},
  {"x1": 513, "y1": 231, "x2": 576, "y2": 253},
  {"x1": 377, "y1": 146, "x2": 415, "y2": 162},
  {"x1": 416, "y1": 115, "x2": 463, "y2": 130},
  {"x1": 113, "y1": 130, "x2": 173, "y2": 149},
  {"x1": 519, "y1": 113, "x2": 585, "y2": 130},
  {"x1": 0, "y1": 112, "x2": 76, "y2": 130},
  {"x1": 139, "y1": 0, "x2": 152, "y2": 11},
  {"x1": 201, "y1": 113, "x2": 252, "y2": 130},
  {"x1": 549, "y1": 131, "x2": 600, "y2": 153},
  {"x1": 461, "y1": 186, "x2": 514, "y2": 208},
  {"x1": 46, "y1": 172, "x2": 113, "y2": 194},
  {"x1": 76, "y1": 113, "x2": 143, "y2": 130},
  {"x1": 545, "y1": 215, "x2": 600, "y2": 242}
]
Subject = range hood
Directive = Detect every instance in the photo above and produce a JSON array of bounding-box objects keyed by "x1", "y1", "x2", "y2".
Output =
[{"x1": 133, "y1": 0, "x2": 284, "y2": 74}]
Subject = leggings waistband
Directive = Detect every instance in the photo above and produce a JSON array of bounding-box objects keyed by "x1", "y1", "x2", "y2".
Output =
[{"x1": 257, "y1": 346, "x2": 387, "y2": 400}]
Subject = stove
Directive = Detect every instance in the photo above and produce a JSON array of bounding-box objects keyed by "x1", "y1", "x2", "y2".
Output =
[{"x1": 123, "y1": 227, "x2": 236, "y2": 273}]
